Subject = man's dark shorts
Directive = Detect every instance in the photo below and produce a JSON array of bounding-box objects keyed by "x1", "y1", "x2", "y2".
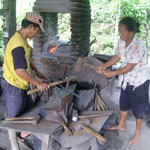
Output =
[
  {"x1": 120, "y1": 80, "x2": 150, "y2": 119},
  {"x1": 1, "y1": 77, "x2": 33, "y2": 117}
]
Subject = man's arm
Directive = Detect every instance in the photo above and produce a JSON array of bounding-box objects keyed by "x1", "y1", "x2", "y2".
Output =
[
  {"x1": 15, "y1": 68, "x2": 49, "y2": 90},
  {"x1": 30, "y1": 58, "x2": 46, "y2": 79},
  {"x1": 12, "y1": 47, "x2": 49, "y2": 90}
]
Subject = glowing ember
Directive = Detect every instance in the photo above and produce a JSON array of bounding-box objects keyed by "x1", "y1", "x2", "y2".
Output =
[{"x1": 49, "y1": 46, "x2": 57, "y2": 54}]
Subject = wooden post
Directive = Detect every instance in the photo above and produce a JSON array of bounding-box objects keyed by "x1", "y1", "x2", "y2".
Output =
[
  {"x1": 2, "y1": 0, "x2": 16, "y2": 47},
  {"x1": 8, "y1": 130, "x2": 20, "y2": 150},
  {"x1": 41, "y1": 135, "x2": 50, "y2": 150}
]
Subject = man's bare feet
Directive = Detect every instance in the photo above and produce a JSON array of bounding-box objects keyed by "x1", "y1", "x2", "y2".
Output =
[
  {"x1": 108, "y1": 124, "x2": 125, "y2": 131},
  {"x1": 129, "y1": 133, "x2": 140, "y2": 145}
]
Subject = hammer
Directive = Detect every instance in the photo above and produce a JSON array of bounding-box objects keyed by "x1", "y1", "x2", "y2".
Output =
[
  {"x1": 70, "y1": 119, "x2": 107, "y2": 143},
  {"x1": 3, "y1": 114, "x2": 41, "y2": 125}
]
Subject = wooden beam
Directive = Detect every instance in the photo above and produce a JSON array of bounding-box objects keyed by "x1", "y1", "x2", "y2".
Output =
[
  {"x1": 8, "y1": 130, "x2": 20, "y2": 150},
  {"x1": 2, "y1": 0, "x2": 16, "y2": 47}
]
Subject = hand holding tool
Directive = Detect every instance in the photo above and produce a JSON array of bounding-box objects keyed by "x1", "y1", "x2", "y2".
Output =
[{"x1": 27, "y1": 76, "x2": 76, "y2": 95}]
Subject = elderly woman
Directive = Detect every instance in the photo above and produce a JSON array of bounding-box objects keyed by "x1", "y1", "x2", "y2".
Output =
[{"x1": 97, "y1": 17, "x2": 150, "y2": 145}]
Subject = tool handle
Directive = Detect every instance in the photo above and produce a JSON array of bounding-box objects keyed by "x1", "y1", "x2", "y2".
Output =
[
  {"x1": 83, "y1": 63, "x2": 97, "y2": 70},
  {"x1": 27, "y1": 76, "x2": 76, "y2": 95},
  {"x1": 82, "y1": 126, "x2": 107, "y2": 143},
  {"x1": 78, "y1": 112, "x2": 112, "y2": 119},
  {"x1": 5, "y1": 116, "x2": 35, "y2": 121},
  {"x1": 2, "y1": 120, "x2": 37, "y2": 125}
]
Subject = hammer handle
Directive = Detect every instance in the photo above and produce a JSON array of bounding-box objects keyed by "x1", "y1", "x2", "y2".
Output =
[
  {"x1": 27, "y1": 76, "x2": 76, "y2": 95},
  {"x1": 83, "y1": 63, "x2": 97, "y2": 70},
  {"x1": 82, "y1": 126, "x2": 107, "y2": 143},
  {"x1": 5, "y1": 116, "x2": 35, "y2": 121},
  {"x1": 2, "y1": 120, "x2": 37, "y2": 125}
]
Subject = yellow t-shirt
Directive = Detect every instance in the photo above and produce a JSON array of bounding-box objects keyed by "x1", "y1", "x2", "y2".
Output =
[{"x1": 3, "y1": 32, "x2": 30, "y2": 90}]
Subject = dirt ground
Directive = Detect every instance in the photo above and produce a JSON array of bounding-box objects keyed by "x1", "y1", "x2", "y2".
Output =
[{"x1": 0, "y1": 78, "x2": 150, "y2": 150}]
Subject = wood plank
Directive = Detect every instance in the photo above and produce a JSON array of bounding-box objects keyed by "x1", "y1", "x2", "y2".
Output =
[{"x1": 0, "y1": 120, "x2": 61, "y2": 136}]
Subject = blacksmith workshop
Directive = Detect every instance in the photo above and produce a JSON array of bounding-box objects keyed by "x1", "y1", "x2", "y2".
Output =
[{"x1": 0, "y1": 0, "x2": 150, "y2": 150}]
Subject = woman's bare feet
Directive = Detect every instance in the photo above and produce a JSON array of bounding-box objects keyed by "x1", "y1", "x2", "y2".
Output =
[
  {"x1": 108, "y1": 124, "x2": 125, "y2": 131},
  {"x1": 129, "y1": 133, "x2": 140, "y2": 145}
]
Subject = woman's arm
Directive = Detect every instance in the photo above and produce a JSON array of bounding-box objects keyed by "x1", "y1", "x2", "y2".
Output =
[
  {"x1": 96, "y1": 55, "x2": 120, "y2": 74},
  {"x1": 103, "y1": 55, "x2": 121, "y2": 68},
  {"x1": 104, "y1": 63, "x2": 137, "y2": 78}
]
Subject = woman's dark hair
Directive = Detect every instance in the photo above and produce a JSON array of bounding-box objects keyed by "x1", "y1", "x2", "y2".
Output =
[
  {"x1": 21, "y1": 19, "x2": 40, "y2": 29},
  {"x1": 119, "y1": 17, "x2": 140, "y2": 33}
]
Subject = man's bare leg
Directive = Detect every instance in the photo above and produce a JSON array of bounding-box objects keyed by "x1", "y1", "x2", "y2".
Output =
[
  {"x1": 109, "y1": 111, "x2": 128, "y2": 131},
  {"x1": 129, "y1": 119, "x2": 143, "y2": 145}
]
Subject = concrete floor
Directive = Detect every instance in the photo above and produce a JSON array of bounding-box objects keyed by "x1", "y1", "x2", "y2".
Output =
[
  {"x1": 101, "y1": 78, "x2": 150, "y2": 150},
  {"x1": 0, "y1": 78, "x2": 150, "y2": 150}
]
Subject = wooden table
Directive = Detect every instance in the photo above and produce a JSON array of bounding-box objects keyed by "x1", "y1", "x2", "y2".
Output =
[
  {"x1": 0, "y1": 99, "x2": 61, "y2": 150},
  {"x1": 0, "y1": 119, "x2": 61, "y2": 150}
]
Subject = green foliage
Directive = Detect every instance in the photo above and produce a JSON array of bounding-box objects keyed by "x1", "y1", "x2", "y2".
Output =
[
  {"x1": 58, "y1": 13, "x2": 71, "y2": 40},
  {"x1": 0, "y1": 27, "x2": 4, "y2": 60},
  {"x1": 0, "y1": 0, "x2": 150, "y2": 57},
  {"x1": 89, "y1": 0, "x2": 150, "y2": 55}
]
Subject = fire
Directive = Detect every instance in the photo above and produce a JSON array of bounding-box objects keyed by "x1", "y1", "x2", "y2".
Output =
[{"x1": 49, "y1": 46, "x2": 57, "y2": 54}]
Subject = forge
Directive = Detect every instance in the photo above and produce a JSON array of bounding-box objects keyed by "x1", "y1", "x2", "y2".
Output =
[{"x1": 32, "y1": 0, "x2": 91, "y2": 80}]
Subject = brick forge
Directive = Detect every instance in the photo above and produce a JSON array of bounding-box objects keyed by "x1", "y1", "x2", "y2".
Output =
[{"x1": 32, "y1": 0, "x2": 91, "y2": 79}]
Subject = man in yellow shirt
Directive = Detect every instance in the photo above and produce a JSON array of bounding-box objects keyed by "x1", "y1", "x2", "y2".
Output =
[{"x1": 1, "y1": 12, "x2": 50, "y2": 117}]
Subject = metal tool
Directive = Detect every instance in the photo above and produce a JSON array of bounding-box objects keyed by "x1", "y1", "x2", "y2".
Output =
[
  {"x1": 57, "y1": 113, "x2": 72, "y2": 136},
  {"x1": 50, "y1": 77, "x2": 79, "y2": 98}
]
